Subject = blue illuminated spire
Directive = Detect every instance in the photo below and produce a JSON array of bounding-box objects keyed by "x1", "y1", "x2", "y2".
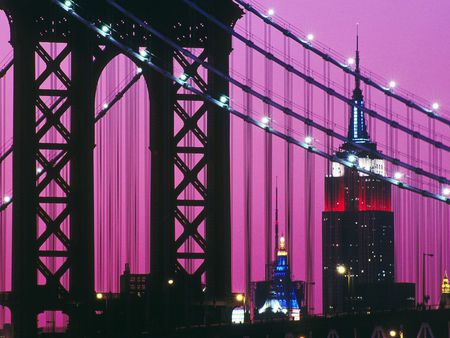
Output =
[{"x1": 348, "y1": 25, "x2": 370, "y2": 144}]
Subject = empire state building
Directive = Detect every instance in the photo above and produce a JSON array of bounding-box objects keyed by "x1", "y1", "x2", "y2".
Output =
[{"x1": 322, "y1": 35, "x2": 394, "y2": 314}]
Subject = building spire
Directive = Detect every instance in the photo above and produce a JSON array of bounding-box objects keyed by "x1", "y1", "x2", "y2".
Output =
[
  {"x1": 347, "y1": 24, "x2": 370, "y2": 143},
  {"x1": 353, "y1": 23, "x2": 363, "y2": 101}
]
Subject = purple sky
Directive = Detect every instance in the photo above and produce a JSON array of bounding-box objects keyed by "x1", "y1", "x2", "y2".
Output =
[{"x1": 257, "y1": 0, "x2": 450, "y2": 110}]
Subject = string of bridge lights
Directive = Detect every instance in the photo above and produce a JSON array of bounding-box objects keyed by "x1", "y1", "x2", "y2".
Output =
[
  {"x1": 183, "y1": 0, "x2": 449, "y2": 153},
  {"x1": 110, "y1": 0, "x2": 450, "y2": 190},
  {"x1": 47, "y1": 0, "x2": 450, "y2": 204},
  {"x1": 238, "y1": 0, "x2": 446, "y2": 124}
]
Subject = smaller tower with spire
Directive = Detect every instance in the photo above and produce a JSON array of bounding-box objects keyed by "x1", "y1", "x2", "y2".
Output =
[
  {"x1": 439, "y1": 271, "x2": 450, "y2": 309},
  {"x1": 255, "y1": 186, "x2": 302, "y2": 320}
]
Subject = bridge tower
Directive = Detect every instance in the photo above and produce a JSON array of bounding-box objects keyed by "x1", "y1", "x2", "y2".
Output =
[{"x1": 0, "y1": 0, "x2": 242, "y2": 336}]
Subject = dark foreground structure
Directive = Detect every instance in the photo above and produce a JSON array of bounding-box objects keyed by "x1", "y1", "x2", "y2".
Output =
[
  {"x1": 166, "y1": 309, "x2": 450, "y2": 338},
  {"x1": 0, "y1": 0, "x2": 242, "y2": 336}
]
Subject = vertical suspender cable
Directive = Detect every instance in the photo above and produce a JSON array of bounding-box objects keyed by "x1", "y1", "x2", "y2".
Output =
[
  {"x1": 284, "y1": 29, "x2": 294, "y2": 266},
  {"x1": 264, "y1": 22, "x2": 273, "y2": 281},
  {"x1": 244, "y1": 12, "x2": 253, "y2": 317},
  {"x1": 304, "y1": 47, "x2": 315, "y2": 314}
]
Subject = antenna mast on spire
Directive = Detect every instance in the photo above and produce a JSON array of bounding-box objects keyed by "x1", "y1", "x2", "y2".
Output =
[{"x1": 355, "y1": 23, "x2": 361, "y2": 89}]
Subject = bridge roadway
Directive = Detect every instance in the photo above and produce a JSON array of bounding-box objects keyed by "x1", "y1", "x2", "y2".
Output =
[{"x1": 166, "y1": 309, "x2": 450, "y2": 338}]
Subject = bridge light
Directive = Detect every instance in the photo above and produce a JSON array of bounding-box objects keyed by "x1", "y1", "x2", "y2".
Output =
[
  {"x1": 137, "y1": 67, "x2": 143, "y2": 74},
  {"x1": 103, "y1": 103, "x2": 109, "y2": 109},
  {"x1": 347, "y1": 57, "x2": 355, "y2": 66},
  {"x1": 432, "y1": 102, "x2": 440, "y2": 110},
  {"x1": 168, "y1": 279, "x2": 174, "y2": 285},
  {"x1": 101, "y1": 25, "x2": 110, "y2": 34},
  {"x1": 394, "y1": 172, "x2": 403, "y2": 180},
  {"x1": 37, "y1": 167, "x2": 43, "y2": 174},
  {"x1": 388, "y1": 80, "x2": 396, "y2": 89},
  {"x1": 140, "y1": 50, "x2": 149, "y2": 58},
  {"x1": 261, "y1": 116, "x2": 271, "y2": 125},
  {"x1": 64, "y1": 0, "x2": 72, "y2": 8},
  {"x1": 179, "y1": 73, "x2": 189, "y2": 82},
  {"x1": 3, "y1": 196, "x2": 11, "y2": 204},
  {"x1": 96, "y1": 292, "x2": 103, "y2": 300},
  {"x1": 389, "y1": 330, "x2": 397, "y2": 337},
  {"x1": 443, "y1": 187, "x2": 450, "y2": 196},
  {"x1": 348, "y1": 154, "x2": 357, "y2": 163},
  {"x1": 267, "y1": 8, "x2": 275, "y2": 16},
  {"x1": 219, "y1": 95, "x2": 229, "y2": 105},
  {"x1": 336, "y1": 265, "x2": 346, "y2": 275},
  {"x1": 304, "y1": 136, "x2": 313, "y2": 145},
  {"x1": 307, "y1": 33, "x2": 314, "y2": 42}
]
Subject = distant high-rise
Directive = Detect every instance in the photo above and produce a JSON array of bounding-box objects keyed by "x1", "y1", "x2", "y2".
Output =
[
  {"x1": 254, "y1": 186, "x2": 303, "y2": 320},
  {"x1": 439, "y1": 272, "x2": 450, "y2": 309},
  {"x1": 257, "y1": 235, "x2": 302, "y2": 320},
  {"x1": 322, "y1": 33, "x2": 395, "y2": 314}
]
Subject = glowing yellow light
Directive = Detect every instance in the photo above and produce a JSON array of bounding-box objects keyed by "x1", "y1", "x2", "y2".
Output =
[
  {"x1": 336, "y1": 265, "x2": 346, "y2": 275},
  {"x1": 235, "y1": 293, "x2": 244, "y2": 302},
  {"x1": 389, "y1": 330, "x2": 397, "y2": 337},
  {"x1": 168, "y1": 279, "x2": 174, "y2": 285},
  {"x1": 96, "y1": 292, "x2": 103, "y2": 300},
  {"x1": 280, "y1": 236, "x2": 285, "y2": 250}
]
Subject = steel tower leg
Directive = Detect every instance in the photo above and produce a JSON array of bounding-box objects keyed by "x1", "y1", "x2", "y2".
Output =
[
  {"x1": 11, "y1": 14, "x2": 38, "y2": 338},
  {"x1": 11, "y1": 15, "x2": 95, "y2": 338},
  {"x1": 148, "y1": 24, "x2": 234, "y2": 328},
  {"x1": 206, "y1": 24, "x2": 232, "y2": 318},
  {"x1": 69, "y1": 24, "x2": 96, "y2": 336},
  {"x1": 148, "y1": 38, "x2": 175, "y2": 329}
]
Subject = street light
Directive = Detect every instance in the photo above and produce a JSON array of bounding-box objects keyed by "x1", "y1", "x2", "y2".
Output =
[
  {"x1": 389, "y1": 329, "x2": 404, "y2": 338},
  {"x1": 336, "y1": 265, "x2": 346, "y2": 275},
  {"x1": 422, "y1": 252, "x2": 434, "y2": 308},
  {"x1": 235, "y1": 293, "x2": 245, "y2": 303},
  {"x1": 337, "y1": 264, "x2": 352, "y2": 310}
]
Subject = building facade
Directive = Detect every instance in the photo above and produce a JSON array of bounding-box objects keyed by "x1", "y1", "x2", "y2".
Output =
[{"x1": 322, "y1": 38, "x2": 395, "y2": 314}]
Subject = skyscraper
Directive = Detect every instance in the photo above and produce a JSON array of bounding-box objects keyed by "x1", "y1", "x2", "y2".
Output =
[
  {"x1": 322, "y1": 33, "x2": 395, "y2": 314},
  {"x1": 253, "y1": 186, "x2": 303, "y2": 320}
]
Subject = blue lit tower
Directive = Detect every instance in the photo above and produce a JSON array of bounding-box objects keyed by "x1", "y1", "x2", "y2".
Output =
[
  {"x1": 322, "y1": 31, "x2": 395, "y2": 315},
  {"x1": 258, "y1": 186, "x2": 301, "y2": 320}
]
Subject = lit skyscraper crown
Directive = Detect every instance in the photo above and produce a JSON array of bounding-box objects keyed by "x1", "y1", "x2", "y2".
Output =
[
  {"x1": 442, "y1": 271, "x2": 450, "y2": 294},
  {"x1": 278, "y1": 236, "x2": 287, "y2": 256}
]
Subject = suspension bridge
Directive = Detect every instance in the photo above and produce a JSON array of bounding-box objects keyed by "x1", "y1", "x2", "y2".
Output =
[{"x1": 0, "y1": 0, "x2": 449, "y2": 337}]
